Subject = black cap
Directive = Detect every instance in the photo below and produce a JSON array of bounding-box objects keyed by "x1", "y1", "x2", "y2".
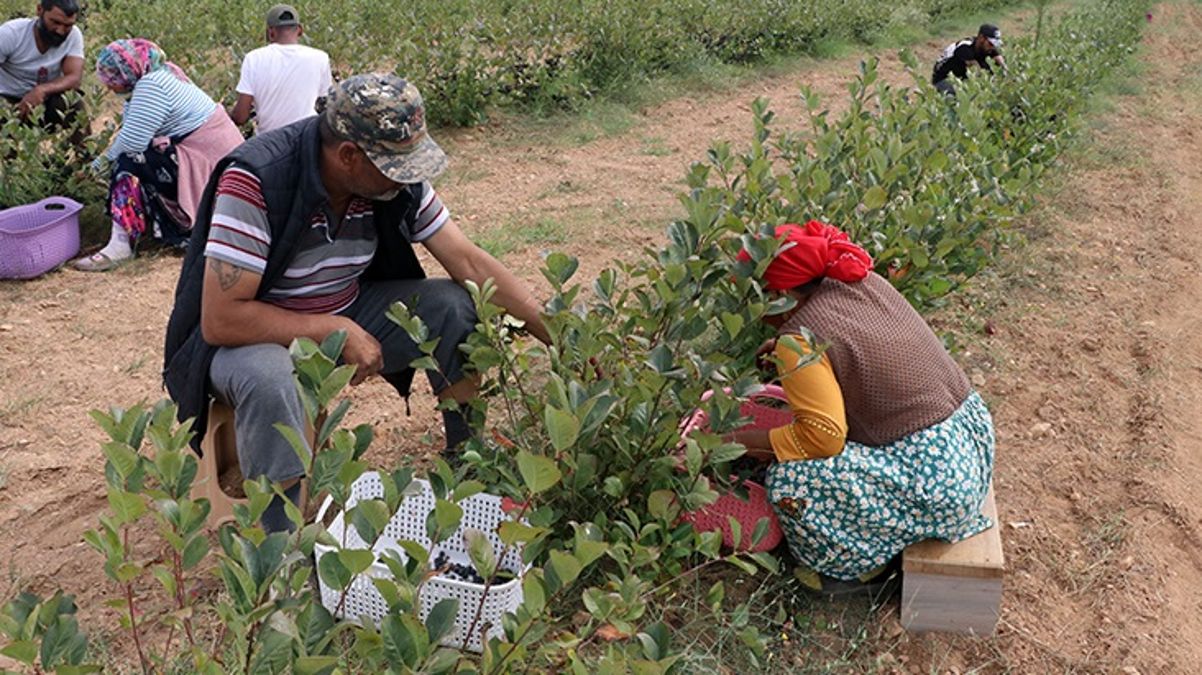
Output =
[{"x1": 979, "y1": 23, "x2": 1003, "y2": 47}]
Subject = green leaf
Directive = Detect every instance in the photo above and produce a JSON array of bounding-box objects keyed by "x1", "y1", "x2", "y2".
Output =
[
  {"x1": 705, "y1": 580, "x2": 725, "y2": 612},
  {"x1": 862, "y1": 185, "x2": 888, "y2": 210},
  {"x1": 319, "y1": 330, "x2": 348, "y2": 363},
  {"x1": 181, "y1": 534, "x2": 210, "y2": 570},
  {"x1": 397, "y1": 539, "x2": 430, "y2": 567},
  {"x1": 100, "y1": 442, "x2": 140, "y2": 481},
  {"x1": 543, "y1": 252, "x2": 580, "y2": 286},
  {"x1": 910, "y1": 245, "x2": 930, "y2": 269},
  {"x1": 338, "y1": 549, "x2": 376, "y2": 575},
  {"x1": 382, "y1": 614, "x2": 428, "y2": 668},
  {"x1": 647, "y1": 490, "x2": 680, "y2": 523},
  {"x1": 573, "y1": 540, "x2": 608, "y2": 568},
  {"x1": 726, "y1": 556, "x2": 758, "y2": 575},
  {"x1": 0, "y1": 640, "x2": 36, "y2": 665},
  {"x1": 249, "y1": 627, "x2": 293, "y2": 675},
  {"x1": 350, "y1": 499, "x2": 392, "y2": 544},
  {"x1": 463, "y1": 528, "x2": 498, "y2": 580},
  {"x1": 316, "y1": 366, "x2": 357, "y2": 407},
  {"x1": 749, "y1": 516, "x2": 772, "y2": 548},
  {"x1": 293, "y1": 656, "x2": 339, "y2": 675},
  {"x1": 516, "y1": 451, "x2": 562, "y2": 494},
  {"x1": 424, "y1": 648, "x2": 463, "y2": 674},
  {"x1": 433, "y1": 499, "x2": 463, "y2": 533},
  {"x1": 242, "y1": 532, "x2": 289, "y2": 591},
  {"x1": 39, "y1": 617, "x2": 87, "y2": 670},
  {"x1": 924, "y1": 150, "x2": 949, "y2": 173},
  {"x1": 544, "y1": 406, "x2": 581, "y2": 452},
  {"x1": 548, "y1": 550, "x2": 583, "y2": 587},
  {"x1": 810, "y1": 167, "x2": 831, "y2": 195},
  {"x1": 424, "y1": 598, "x2": 460, "y2": 644},
  {"x1": 318, "y1": 552, "x2": 353, "y2": 591},
  {"x1": 749, "y1": 551, "x2": 780, "y2": 574},
  {"x1": 522, "y1": 574, "x2": 547, "y2": 615},
  {"x1": 646, "y1": 343, "x2": 674, "y2": 374},
  {"x1": 107, "y1": 489, "x2": 146, "y2": 526},
  {"x1": 498, "y1": 521, "x2": 544, "y2": 546},
  {"x1": 719, "y1": 312, "x2": 745, "y2": 339},
  {"x1": 451, "y1": 480, "x2": 487, "y2": 502}
]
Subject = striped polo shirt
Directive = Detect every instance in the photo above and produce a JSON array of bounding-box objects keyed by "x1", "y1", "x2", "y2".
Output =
[
  {"x1": 203, "y1": 166, "x2": 450, "y2": 314},
  {"x1": 105, "y1": 69, "x2": 218, "y2": 161}
]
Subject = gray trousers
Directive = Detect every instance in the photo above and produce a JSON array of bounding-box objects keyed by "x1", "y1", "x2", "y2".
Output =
[{"x1": 209, "y1": 278, "x2": 476, "y2": 484}]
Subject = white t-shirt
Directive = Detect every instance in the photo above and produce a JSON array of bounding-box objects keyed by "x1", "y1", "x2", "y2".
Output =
[
  {"x1": 236, "y1": 43, "x2": 332, "y2": 134},
  {"x1": 0, "y1": 18, "x2": 84, "y2": 98}
]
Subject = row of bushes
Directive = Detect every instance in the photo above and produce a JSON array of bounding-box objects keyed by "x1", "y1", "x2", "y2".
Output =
[
  {"x1": 0, "y1": 0, "x2": 1150, "y2": 672},
  {"x1": 0, "y1": 0, "x2": 1019, "y2": 210},
  {"x1": 5, "y1": 0, "x2": 1022, "y2": 124}
]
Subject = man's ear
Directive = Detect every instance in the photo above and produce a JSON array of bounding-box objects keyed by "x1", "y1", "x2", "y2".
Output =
[{"x1": 335, "y1": 141, "x2": 362, "y2": 170}]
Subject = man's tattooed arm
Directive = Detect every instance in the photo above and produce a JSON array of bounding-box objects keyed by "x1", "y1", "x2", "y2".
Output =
[{"x1": 209, "y1": 258, "x2": 243, "y2": 291}]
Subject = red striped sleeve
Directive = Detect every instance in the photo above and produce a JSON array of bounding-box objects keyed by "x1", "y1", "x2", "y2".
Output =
[
  {"x1": 216, "y1": 168, "x2": 267, "y2": 210},
  {"x1": 211, "y1": 221, "x2": 270, "y2": 248}
]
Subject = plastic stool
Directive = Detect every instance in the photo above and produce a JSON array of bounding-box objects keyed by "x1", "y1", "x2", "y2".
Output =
[{"x1": 192, "y1": 401, "x2": 312, "y2": 528}]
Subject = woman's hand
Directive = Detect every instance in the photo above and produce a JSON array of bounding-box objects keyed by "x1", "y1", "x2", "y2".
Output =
[
  {"x1": 755, "y1": 337, "x2": 778, "y2": 373},
  {"x1": 722, "y1": 429, "x2": 774, "y2": 456}
]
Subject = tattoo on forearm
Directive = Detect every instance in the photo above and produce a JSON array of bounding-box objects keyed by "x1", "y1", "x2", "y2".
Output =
[{"x1": 210, "y1": 258, "x2": 242, "y2": 291}]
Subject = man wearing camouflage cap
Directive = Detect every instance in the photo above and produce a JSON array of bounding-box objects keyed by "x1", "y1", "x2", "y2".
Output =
[{"x1": 164, "y1": 74, "x2": 550, "y2": 532}]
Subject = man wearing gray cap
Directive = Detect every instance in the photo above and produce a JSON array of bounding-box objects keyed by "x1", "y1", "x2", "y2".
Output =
[
  {"x1": 164, "y1": 74, "x2": 550, "y2": 531},
  {"x1": 230, "y1": 4, "x2": 332, "y2": 134}
]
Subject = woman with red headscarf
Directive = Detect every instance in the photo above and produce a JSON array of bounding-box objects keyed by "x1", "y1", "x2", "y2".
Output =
[{"x1": 732, "y1": 221, "x2": 995, "y2": 595}]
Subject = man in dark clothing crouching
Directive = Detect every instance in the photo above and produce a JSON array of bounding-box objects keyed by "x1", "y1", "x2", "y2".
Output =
[
  {"x1": 163, "y1": 74, "x2": 550, "y2": 532},
  {"x1": 932, "y1": 23, "x2": 1007, "y2": 97}
]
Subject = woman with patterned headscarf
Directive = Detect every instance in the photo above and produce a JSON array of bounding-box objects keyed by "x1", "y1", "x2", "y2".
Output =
[
  {"x1": 73, "y1": 38, "x2": 243, "y2": 271},
  {"x1": 730, "y1": 221, "x2": 995, "y2": 595}
]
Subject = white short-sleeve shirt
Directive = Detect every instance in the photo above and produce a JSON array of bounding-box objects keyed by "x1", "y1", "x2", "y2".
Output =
[
  {"x1": 0, "y1": 18, "x2": 84, "y2": 98},
  {"x1": 236, "y1": 43, "x2": 333, "y2": 134}
]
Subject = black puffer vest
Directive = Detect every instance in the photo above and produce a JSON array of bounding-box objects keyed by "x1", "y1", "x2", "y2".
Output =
[{"x1": 162, "y1": 117, "x2": 425, "y2": 451}]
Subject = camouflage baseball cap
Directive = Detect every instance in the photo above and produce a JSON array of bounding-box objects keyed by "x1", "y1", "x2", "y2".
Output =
[{"x1": 321, "y1": 74, "x2": 447, "y2": 184}]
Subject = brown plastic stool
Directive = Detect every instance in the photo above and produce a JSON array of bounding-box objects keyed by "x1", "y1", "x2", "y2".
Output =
[{"x1": 191, "y1": 401, "x2": 312, "y2": 528}]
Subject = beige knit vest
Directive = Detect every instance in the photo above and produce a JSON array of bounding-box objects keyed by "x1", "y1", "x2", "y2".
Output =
[{"x1": 780, "y1": 273, "x2": 971, "y2": 446}]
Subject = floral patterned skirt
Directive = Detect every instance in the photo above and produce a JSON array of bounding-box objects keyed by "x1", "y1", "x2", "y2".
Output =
[
  {"x1": 766, "y1": 392, "x2": 995, "y2": 580},
  {"x1": 108, "y1": 142, "x2": 190, "y2": 248}
]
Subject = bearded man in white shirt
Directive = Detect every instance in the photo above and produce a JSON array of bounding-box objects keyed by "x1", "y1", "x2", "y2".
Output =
[{"x1": 0, "y1": 0, "x2": 86, "y2": 139}]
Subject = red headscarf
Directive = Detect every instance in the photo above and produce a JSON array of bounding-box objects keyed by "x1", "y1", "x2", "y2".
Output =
[{"x1": 738, "y1": 221, "x2": 874, "y2": 290}]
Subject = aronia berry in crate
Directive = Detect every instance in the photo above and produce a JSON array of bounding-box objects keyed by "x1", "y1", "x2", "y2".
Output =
[{"x1": 314, "y1": 472, "x2": 529, "y2": 652}]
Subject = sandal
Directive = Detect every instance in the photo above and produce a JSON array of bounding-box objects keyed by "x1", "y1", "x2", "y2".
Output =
[
  {"x1": 71, "y1": 251, "x2": 127, "y2": 272},
  {"x1": 794, "y1": 559, "x2": 901, "y2": 600}
]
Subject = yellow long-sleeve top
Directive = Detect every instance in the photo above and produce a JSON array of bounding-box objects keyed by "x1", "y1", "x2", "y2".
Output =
[{"x1": 768, "y1": 334, "x2": 849, "y2": 462}]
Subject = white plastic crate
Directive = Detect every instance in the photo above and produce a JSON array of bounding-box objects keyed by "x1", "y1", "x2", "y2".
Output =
[{"x1": 314, "y1": 473, "x2": 528, "y2": 652}]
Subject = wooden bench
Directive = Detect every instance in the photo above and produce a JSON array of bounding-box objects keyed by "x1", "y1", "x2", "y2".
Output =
[
  {"x1": 191, "y1": 401, "x2": 313, "y2": 528},
  {"x1": 900, "y1": 487, "x2": 1004, "y2": 636}
]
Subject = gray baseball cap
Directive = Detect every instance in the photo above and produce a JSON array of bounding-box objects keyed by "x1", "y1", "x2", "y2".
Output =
[
  {"x1": 320, "y1": 74, "x2": 448, "y2": 184},
  {"x1": 266, "y1": 4, "x2": 300, "y2": 27}
]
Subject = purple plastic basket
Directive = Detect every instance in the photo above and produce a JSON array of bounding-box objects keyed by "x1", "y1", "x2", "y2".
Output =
[{"x1": 0, "y1": 197, "x2": 82, "y2": 279}]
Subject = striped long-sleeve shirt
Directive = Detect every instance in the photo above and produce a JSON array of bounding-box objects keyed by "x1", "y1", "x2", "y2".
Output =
[
  {"x1": 104, "y1": 69, "x2": 218, "y2": 161},
  {"x1": 204, "y1": 166, "x2": 451, "y2": 314}
]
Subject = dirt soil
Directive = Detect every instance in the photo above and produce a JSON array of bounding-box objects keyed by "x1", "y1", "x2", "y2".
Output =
[{"x1": 2, "y1": 2, "x2": 1201, "y2": 672}]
